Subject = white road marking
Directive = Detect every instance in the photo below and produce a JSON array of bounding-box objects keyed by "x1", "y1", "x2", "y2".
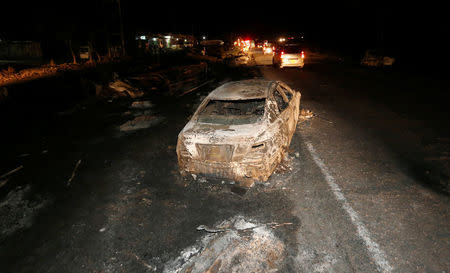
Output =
[{"x1": 305, "y1": 141, "x2": 393, "y2": 273}]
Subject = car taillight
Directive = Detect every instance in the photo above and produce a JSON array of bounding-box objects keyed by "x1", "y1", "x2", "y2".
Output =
[{"x1": 301, "y1": 51, "x2": 305, "y2": 58}]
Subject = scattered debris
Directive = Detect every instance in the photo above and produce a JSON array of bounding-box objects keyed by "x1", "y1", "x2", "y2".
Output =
[
  {"x1": 130, "y1": 100, "x2": 153, "y2": 109},
  {"x1": 0, "y1": 179, "x2": 8, "y2": 188},
  {"x1": 99, "y1": 227, "x2": 106, "y2": 232},
  {"x1": 141, "y1": 198, "x2": 152, "y2": 206},
  {"x1": 163, "y1": 216, "x2": 286, "y2": 273},
  {"x1": 131, "y1": 109, "x2": 153, "y2": 117},
  {"x1": 198, "y1": 177, "x2": 208, "y2": 183},
  {"x1": 0, "y1": 165, "x2": 24, "y2": 180},
  {"x1": 119, "y1": 115, "x2": 164, "y2": 132},
  {"x1": 0, "y1": 185, "x2": 49, "y2": 239},
  {"x1": 234, "y1": 55, "x2": 250, "y2": 65},
  {"x1": 67, "y1": 160, "x2": 82, "y2": 186},
  {"x1": 275, "y1": 154, "x2": 293, "y2": 173},
  {"x1": 361, "y1": 49, "x2": 395, "y2": 67},
  {"x1": 298, "y1": 109, "x2": 314, "y2": 122},
  {"x1": 191, "y1": 174, "x2": 197, "y2": 180},
  {"x1": 197, "y1": 221, "x2": 293, "y2": 233},
  {"x1": 134, "y1": 63, "x2": 208, "y2": 96},
  {"x1": 132, "y1": 253, "x2": 157, "y2": 271},
  {"x1": 108, "y1": 80, "x2": 144, "y2": 99},
  {"x1": 178, "y1": 79, "x2": 214, "y2": 97}
]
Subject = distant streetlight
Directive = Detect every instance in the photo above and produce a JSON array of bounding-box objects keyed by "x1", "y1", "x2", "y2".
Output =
[{"x1": 202, "y1": 36, "x2": 206, "y2": 40}]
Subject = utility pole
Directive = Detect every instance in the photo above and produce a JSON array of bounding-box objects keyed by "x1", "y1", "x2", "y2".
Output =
[{"x1": 117, "y1": 0, "x2": 126, "y2": 56}]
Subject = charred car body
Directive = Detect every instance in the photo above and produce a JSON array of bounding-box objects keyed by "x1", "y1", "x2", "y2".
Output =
[
  {"x1": 176, "y1": 79, "x2": 301, "y2": 186},
  {"x1": 361, "y1": 49, "x2": 395, "y2": 67}
]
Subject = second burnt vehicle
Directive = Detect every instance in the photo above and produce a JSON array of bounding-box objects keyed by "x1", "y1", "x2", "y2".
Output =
[{"x1": 176, "y1": 79, "x2": 301, "y2": 187}]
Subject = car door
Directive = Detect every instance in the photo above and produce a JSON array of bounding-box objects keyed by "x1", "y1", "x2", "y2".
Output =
[
  {"x1": 272, "y1": 84, "x2": 292, "y2": 150},
  {"x1": 277, "y1": 82, "x2": 301, "y2": 142}
]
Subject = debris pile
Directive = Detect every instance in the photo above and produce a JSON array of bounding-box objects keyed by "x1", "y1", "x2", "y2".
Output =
[
  {"x1": 0, "y1": 185, "x2": 49, "y2": 240},
  {"x1": 107, "y1": 79, "x2": 144, "y2": 99},
  {"x1": 163, "y1": 216, "x2": 286, "y2": 273},
  {"x1": 275, "y1": 154, "x2": 293, "y2": 173},
  {"x1": 360, "y1": 50, "x2": 395, "y2": 67},
  {"x1": 133, "y1": 63, "x2": 208, "y2": 95},
  {"x1": 119, "y1": 115, "x2": 164, "y2": 132},
  {"x1": 119, "y1": 100, "x2": 164, "y2": 132},
  {"x1": 130, "y1": 100, "x2": 153, "y2": 109},
  {"x1": 234, "y1": 54, "x2": 250, "y2": 65},
  {"x1": 298, "y1": 109, "x2": 314, "y2": 122}
]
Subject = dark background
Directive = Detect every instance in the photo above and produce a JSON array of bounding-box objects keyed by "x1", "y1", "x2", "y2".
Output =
[{"x1": 1, "y1": 0, "x2": 448, "y2": 69}]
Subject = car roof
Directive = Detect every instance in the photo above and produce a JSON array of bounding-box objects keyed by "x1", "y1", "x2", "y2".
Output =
[{"x1": 208, "y1": 79, "x2": 274, "y2": 100}]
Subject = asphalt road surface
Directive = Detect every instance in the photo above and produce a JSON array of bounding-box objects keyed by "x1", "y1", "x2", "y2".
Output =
[{"x1": 0, "y1": 60, "x2": 449, "y2": 273}]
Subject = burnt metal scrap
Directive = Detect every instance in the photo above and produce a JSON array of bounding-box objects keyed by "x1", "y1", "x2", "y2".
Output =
[
  {"x1": 361, "y1": 49, "x2": 395, "y2": 67},
  {"x1": 176, "y1": 79, "x2": 301, "y2": 187}
]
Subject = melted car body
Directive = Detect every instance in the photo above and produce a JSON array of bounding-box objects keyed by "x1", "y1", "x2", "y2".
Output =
[{"x1": 176, "y1": 79, "x2": 301, "y2": 187}]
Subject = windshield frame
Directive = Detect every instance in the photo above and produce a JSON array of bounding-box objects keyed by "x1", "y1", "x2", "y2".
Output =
[{"x1": 195, "y1": 98, "x2": 267, "y2": 126}]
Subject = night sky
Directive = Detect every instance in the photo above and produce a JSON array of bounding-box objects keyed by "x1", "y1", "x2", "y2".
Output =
[{"x1": 1, "y1": 0, "x2": 448, "y2": 66}]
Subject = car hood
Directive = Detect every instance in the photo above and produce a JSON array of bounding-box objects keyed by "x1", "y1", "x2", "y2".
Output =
[{"x1": 180, "y1": 121, "x2": 268, "y2": 145}]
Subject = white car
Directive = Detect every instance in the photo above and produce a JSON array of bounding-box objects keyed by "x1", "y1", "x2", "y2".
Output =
[
  {"x1": 273, "y1": 45, "x2": 305, "y2": 68},
  {"x1": 176, "y1": 79, "x2": 301, "y2": 187}
]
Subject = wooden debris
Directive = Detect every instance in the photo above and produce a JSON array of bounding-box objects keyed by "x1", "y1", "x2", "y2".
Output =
[
  {"x1": 0, "y1": 165, "x2": 24, "y2": 179},
  {"x1": 67, "y1": 160, "x2": 82, "y2": 186}
]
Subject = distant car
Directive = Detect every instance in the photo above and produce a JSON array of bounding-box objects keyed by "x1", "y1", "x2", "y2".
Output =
[
  {"x1": 176, "y1": 79, "x2": 301, "y2": 187},
  {"x1": 273, "y1": 44, "x2": 305, "y2": 68}
]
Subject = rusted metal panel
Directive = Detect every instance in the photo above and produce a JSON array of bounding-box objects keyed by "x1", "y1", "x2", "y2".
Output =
[{"x1": 176, "y1": 79, "x2": 301, "y2": 187}]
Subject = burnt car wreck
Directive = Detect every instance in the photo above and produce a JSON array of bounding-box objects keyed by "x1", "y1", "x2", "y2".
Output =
[{"x1": 176, "y1": 79, "x2": 301, "y2": 187}]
